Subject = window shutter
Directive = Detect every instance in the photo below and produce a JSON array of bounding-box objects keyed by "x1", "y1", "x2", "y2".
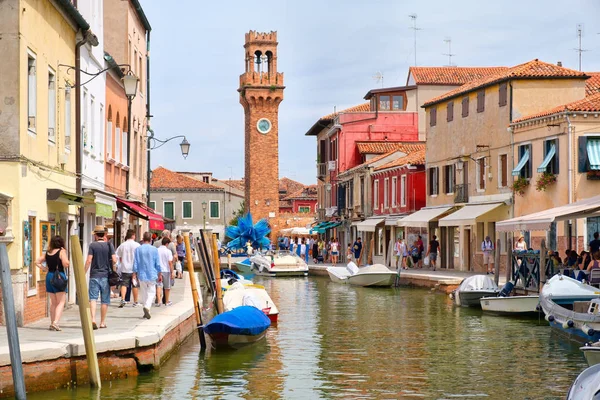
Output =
[
  {"x1": 430, "y1": 107, "x2": 437, "y2": 127},
  {"x1": 578, "y1": 136, "x2": 588, "y2": 172},
  {"x1": 123, "y1": 131, "x2": 128, "y2": 165},
  {"x1": 499, "y1": 83, "x2": 507, "y2": 107},
  {"x1": 337, "y1": 185, "x2": 346, "y2": 212},
  {"x1": 477, "y1": 90, "x2": 485, "y2": 113},
  {"x1": 462, "y1": 97, "x2": 469, "y2": 117},
  {"x1": 447, "y1": 101, "x2": 454, "y2": 122},
  {"x1": 501, "y1": 155, "x2": 507, "y2": 187}
]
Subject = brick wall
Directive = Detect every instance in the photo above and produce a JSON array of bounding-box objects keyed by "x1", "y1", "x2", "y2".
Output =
[{"x1": 0, "y1": 273, "x2": 48, "y2": 326}]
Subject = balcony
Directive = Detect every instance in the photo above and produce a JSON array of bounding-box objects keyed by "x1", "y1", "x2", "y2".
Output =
[
  {"x1": 317, "y1": 163, "x2": 327, "y2": 179},
  {"x1": 454, "y1": 183, "x2": 469, "y2": 204}
]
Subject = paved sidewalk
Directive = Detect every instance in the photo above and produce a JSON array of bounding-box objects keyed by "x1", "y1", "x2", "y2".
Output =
[{"x1": 0, "y1": 272, "x2": 198, "y2": 366}]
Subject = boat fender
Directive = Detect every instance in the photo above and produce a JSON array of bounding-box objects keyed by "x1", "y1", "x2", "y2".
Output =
[
  {"x1": 449, "y1": 292, "x2": 454, "y2": 300},
  {"x1": 547, "y1": 315, "x2": 555, "y2": 322},
  {"x1": 563, "y1": 320, "x2": 574, "y2": 329},
  {"x1": 535, "y1": 304, "x2": 541, "y2": 312},
  {"x1": 582, "y1": 324, "x2": 596, "y2": 337}
]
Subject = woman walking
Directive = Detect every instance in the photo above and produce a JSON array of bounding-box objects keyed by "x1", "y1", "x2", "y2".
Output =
[
  {"x1": 175, "y1": 235, "x2": 185, "y2": 279},
  {"x1": 35, "y1": 236, "x2": 69, "y2": 331},
  {"x1": 330, "y1": 238, "x2": 340, "y2": 264}
]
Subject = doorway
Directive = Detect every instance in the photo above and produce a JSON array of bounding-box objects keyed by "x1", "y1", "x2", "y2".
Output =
[{"x1": 463, "y1": 228, "x2": 471, "y2": 271}]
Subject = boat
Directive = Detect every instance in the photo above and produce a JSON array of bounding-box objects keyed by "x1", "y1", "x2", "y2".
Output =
[
  {"x1": 327, "y1": 262, "x2": 397, "y2": 287},
  {"x1": 581, "y1": 342, "x2": 600, "y2": 366},
  {"x1": 220, "y1": 269, "x2": 256, "y2": 290},
  {"x1": 223, "y1": 281, "x2": 279, "y2": 323},
  {"x1": 234, "y1": 258, "x2": 253, "y2": 275},
  {"x1": 250, "y1": 251, "x2": 308, "y2": 277},
  {"x1": 203, "y1": 305, "x2": 271, "y2": 349},
  {"x1": 566, "y1": 363, "x2": 600, "y2": 399},
  {"x1": 480, "y1": 282, "x2": 540, "y2": 315},
  {"x1": 540, "y1": 274, "x2": 600, "y2": 342},
  {"x1": 451, "y1": 275, "x2": 499, "y2": 307}
]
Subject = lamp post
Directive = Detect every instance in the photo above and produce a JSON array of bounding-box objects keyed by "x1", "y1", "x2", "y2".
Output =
[
  {"x1": 123, "y1": 71, "x2": 138, "y2": 198},
  {"x1": 202, "y1": 201, "x2": 207, "y2": 230},
  {"x1": 146, "y1": 133, "x2": 191, "y2": 206}
]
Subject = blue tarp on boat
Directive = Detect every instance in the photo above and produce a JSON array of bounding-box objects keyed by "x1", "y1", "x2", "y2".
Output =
[{"x1": 204, "y1": 306, "x2": 271, "y2": 336}]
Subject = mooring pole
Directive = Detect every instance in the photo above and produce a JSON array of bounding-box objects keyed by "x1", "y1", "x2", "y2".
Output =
[
  {"x1": 0, "y1": 244, "x2": 26, "y2": 399},
  {"x1": 494, "y1": 238, "x2": 501, "y2": 286},
  {"x1": 211, "y1": 234, "x2": 224, "y2": 314},
  {"x1": 70, "y1": 236, "x2": 101, "y2": 388},
  {"x1": 182, "y1": 230, "x2": 206, "y2": 350}
]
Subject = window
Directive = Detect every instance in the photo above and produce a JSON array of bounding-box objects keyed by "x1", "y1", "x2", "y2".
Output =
[
  {"x1": 27, "y1": 53, "x2": 37, "y2": 132},
  {"x1": 134, "y1": 50, "x2": 138, "y2": 80},
  {"x1": 539, "y1": 139, "x2": 559, "y2": 175},
  {"x1": 64, "y1": 86, "x2": 71, "y2": 149},
  {"x1": 430, "y1": 107, "x2": 437, "y2": 127},
  {"x1": 115, "y1": 126, "x2": 121, "y2": 162},
  {"x1": 499, "y1": 154, "x2": 508, "y2": 187},
  {"x1": 149, "y1": 201, "x2": 156, "y2": 210},
  {"x1": 163, "y1": 201, "x2": 174, "y2": 219},
  {"x1": 499, "y1": 83, "x2": 507, "y2": 107},
  {"x1": 106, "y1": 119, "x2": 113, "y2": 158},
  {"x1": 90, "y1": 96, "x2": 95, "y2": 150},
  {"x1": 400, "y1": 175, "x2": 407, "y2": 207},
  {"x1": 392, "y1": 95, "x2": 403, "y2": 110},
  {"x1": 203, "y1": 176, "x2": 209, "y2": 183},
  {"x1": 98, "y1": 104, "x2": 104, "y2": 156},
  {"x1": 477, "y1": 90, "x2": 485, "y2": 113},
  {"x1": 138, "y1": 55, "x2": 143, "y2": 94},
  {"x1": 299, "y1": 206, "x2": 310, "y2": 213},
  {"x1": 330, "y1": 138, "x2": 338, "y2": 161},
  {"x1": 428, "y1": 167, "x2": 439, "y2": 195},
  {"x1": 83, "y1": 89, "x2": 88, "y2": 148},
  {"x1": 47, "y1": 69, "x2": 56, "y2": 142},
  {"x1": 210, "y1": 201, "x2": 220, "y2": 219},
  {"x1": 384, "y1": 178, "x2": 389, "y2": 209},
  {"x1": 578, "y1": 137, "x2": 600, "y2": 172},
  {"x1": 447, "y1": 101, "x2": 454, "y2": 122},
  {"x1": 462, "y1": 97, "x2": 469, "y2": 118},
  {"x1": 182, "y1": 201, "x2": 192, "y2": 219},
  {"x1": 513, "y1": 144, "x2": 532, "y2": 179},
  {"x1": 477, "y1": 157, "x2": 486, "y2": 190},
  {"x1": 373, "y1": 180, "x2": 379, "y2": 209},
  {"x1": 444, "y1": 164, "x2": 455, "y2": 194},
  {"x1": 391, "y1": 177, "x2": 397, "y2": 207},
  {"x1": 379, "y1": 96, "x2": 390, "y2": 111},
  {"x1": 123, "y1": 130, "x2": 128, "y2": 165}
]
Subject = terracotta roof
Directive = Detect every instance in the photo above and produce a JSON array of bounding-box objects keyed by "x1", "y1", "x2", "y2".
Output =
[
  {"x1": 150, "y1": 167, "x2": 222, "y2": 191},
  {"x1": 409, "y1": 66, "x2": 508, "y2": 86},
  {"x1": 374, "y1": 149, "x2": 426, "y2": 171},
  {"x1": 356, "y1": 141, "x2": 426, "y2": 155},
  {"x1": 320, "y1": 102, "x2": 370, "y2": 120},
  {"x1": 424, "y1": 59, "x2": 589, "y2": 107},
  {"x1": 283, "y1": 185, "x2": 318, "y2": 201},
  {"x1": 513, "y1": 92, "x2": 600, "y2": 123},
  {"x1": 219, "y1": 179, "x2": 245, "y2": 191},
  {"x1": 586, "y1": 73, "x2": 600, "y2": 96},
  {"x1": 279, "y1": 177, "x2": 305, "y2": 198}
]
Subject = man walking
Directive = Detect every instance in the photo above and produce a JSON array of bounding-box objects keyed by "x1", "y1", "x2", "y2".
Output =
[
  {"x1": 427, "y1": 235, "x2": 440, "y2": 271},
  {"x1": 116, "y1": 229, "x2": 140, "y2": 308},
  {"x1": 482, "y1": 236, "x2": 495, "y2": 274},
  {"x1": 133, "y1": 232, "x2": 162, "y2": 319},
  {"x1": 85, "y1": 225, "x2": 117, "y2": 329},
  {"x1": 156, "y1": 237, "x2": 175, "y2": 306},
  {"x1": 353, "y1": 237, "x2": 363, "y2": 267}
]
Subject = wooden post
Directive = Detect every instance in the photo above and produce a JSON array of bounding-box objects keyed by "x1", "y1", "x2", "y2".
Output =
[
  {"x1": 182, "y1": 231, "x2": 206, "y2": 349},
  {"x1": 540, "y1": 239, "x2": 547, "y2": 290},
  {"x1": 0, "y1": 244, "x2": 26, "y2": 399},
  {"x1": 199, "y1": 230, "x2": 216, "y2": 294},
  {"x1": 494, "y1": 238, "x2": 501, "y2": 286},
  {"x1": 70, "y1": 236, "x2": 101, "y2": 388},
  {"x1": 211, "y1": 234, "x2": 224, "y2": 314},
  {"x1": 368, "y1": 236, "x2": 374, "y2": 265},
  {"x1": 506, "y1": 236, "x2": 512, "y2": 283},
  {"x1": 227, "y1": 253, "x2": 232, "y2": 270}
]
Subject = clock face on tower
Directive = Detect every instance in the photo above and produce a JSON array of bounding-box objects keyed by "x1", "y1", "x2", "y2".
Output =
[{"x1": 256, "y1": 118, "x2": 272, "y2": 134}]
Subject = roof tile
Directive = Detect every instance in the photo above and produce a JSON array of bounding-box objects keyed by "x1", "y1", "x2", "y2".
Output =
[
  {"x1": 356, "y1": 141, "x2": 425, "y2": 155},
  {"x1": 409, "y1": 66, "x2": 508, "y2": 85},
  {"x1": 374, "y1": 149, "x2": 426, "y2": 171},
  {"x1": 586, "y1": 73, "x2": 600, "y2": 96},
  {"x1": 320, "y1": 103, "x2": 370, "y2": 120},
  {"x1": 151, "y1": 167, "x2": 222, "y2": 190}
]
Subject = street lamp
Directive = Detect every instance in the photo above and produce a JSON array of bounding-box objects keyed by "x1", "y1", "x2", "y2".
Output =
[
  {"x1": 146, "y1": 132, "x2": 191, "y2": 206},
  {"x1": 123, "y1": 71, "x2": 138, "y2": 198},
  {"x1": 202, "y1": 201, "x2": 207, "y2": 230}
]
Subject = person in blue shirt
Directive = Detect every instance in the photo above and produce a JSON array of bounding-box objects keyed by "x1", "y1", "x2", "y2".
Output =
[{"x1": 133, "y1": 232, "x2": 162, "y2": 320}]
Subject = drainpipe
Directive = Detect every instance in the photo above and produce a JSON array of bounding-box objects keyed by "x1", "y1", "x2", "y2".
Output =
[
  {"x1": 145, "y1": 31, "x2": 151, "y2": 206},
  {"x1": 76, "y1": 34, "x2": 90, "y2": 249},
  {"x1": 566, "y1": 114, "x2": 575, "y2": 250}
]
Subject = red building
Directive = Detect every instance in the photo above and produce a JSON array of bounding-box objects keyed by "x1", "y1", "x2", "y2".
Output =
[{"x1": 281, "y1": 185, "x2": 318, "y2": 214}]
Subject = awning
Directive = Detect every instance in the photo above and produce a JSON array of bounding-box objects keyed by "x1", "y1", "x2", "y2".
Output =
[
  {"x1": 89, "y1": 190, "x2": 117, "y2": 218},
  {"x1": 116, "y1": 198, "x2": 164, "y2": 230},
  {"x1": 353, "y1": 218, "x2": 384, "y2": 232},
  {"x1": 396, "y1": 206, "x2": 454, "y2": 228},
  {"x1": 588, "y1": 139, "x2": 600, "y2": 171},
  {"x1": 537, "y1": 144, "x2": 556, "y2": 173},
  {"x1": 438, "y1": 203, "x2": 504, "y2": 227},
  {"x1": 512, "y1": 149, "x2": 530, "y2": 176},
  {"x1": 310, "y1": 221, "x2": 341, "y2": 234},
  {"x1": 496, "y1": 194, "x2": 600, "y2": 232},
  {"x1": 47, "y1": 189, "x2": 94, "y2": 206},
  {"x1": 385, "y1": 215, "x2": 406, "y2": 226}
]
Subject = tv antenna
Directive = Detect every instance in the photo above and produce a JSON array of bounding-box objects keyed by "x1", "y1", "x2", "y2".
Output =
[
  {"x1": 372, "y1": 71, "x2": 384, "y2": 88},
  {"x1": 574, "y1": 24, "x2": 588, "y2": 71},
  {"x1": 443, "y1": 37, "x2": 456, "y2": 66},
  {"x1": 409, "y1": 14, "x2": 421, "y2": 67}
]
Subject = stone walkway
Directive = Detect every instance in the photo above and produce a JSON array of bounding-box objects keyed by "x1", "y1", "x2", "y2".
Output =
[{"x1": 0, "y1": 272, "x2": 198, "y2": 366}]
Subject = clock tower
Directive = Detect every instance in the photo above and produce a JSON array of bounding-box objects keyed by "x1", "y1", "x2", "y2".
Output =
[{"x1": 239, "y1": 30, "x2": 285, "y2": 223}]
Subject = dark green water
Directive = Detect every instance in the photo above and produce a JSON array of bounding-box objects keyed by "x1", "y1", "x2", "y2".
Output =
[{"x1": 28, "y1": 277, "x2": 589, "y2": 399}]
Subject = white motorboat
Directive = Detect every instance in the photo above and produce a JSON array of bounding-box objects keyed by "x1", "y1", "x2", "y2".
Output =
[
  {"x1": 581, "y1": 342, "x2": 600, "y2": 366},
  {"x1": 327, "y1": 262, "x2": 396, "y2": 287},
  {"x1": 222, "y1": 281, "x2": 279, "y2": 323},
  {"x1": 326, "y1": 262, "x2": 359, "y2": 284},
  {"x1": 540, "y1": 274, "x2": 600, "y2": 342},
  {"x1": 250, "y1": 251, "x2": 308, "y2": 277},
  {"x1": 480, "y1": 295, "x2": 540, "y2": 315},
  {"x1": 452, "y1": 275, "x2": 499, "y2": 307},
  {"x1": 566, "y1": 363, "x2": 600, "y2": 399}
]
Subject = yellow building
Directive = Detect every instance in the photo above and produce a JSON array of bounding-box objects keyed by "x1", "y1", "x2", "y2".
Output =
[
  {"x1": 0, "y1": 0, "x2": 91, "y2": 325},
  {"x1": 422, "y1": 60, "x2": 588, "y2": 272}
]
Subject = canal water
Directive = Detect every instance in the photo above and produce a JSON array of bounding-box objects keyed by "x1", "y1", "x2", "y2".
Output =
[{"x1": 29, "y1": 276, "x2": 589, "y2": 399}]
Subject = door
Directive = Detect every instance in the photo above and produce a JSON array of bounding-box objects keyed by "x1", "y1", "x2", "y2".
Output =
[{"x1": 463, "y1": 228, "x2": 471, "y2": 271}]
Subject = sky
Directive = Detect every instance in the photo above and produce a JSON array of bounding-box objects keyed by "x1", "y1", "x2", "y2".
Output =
[{"x1": 142, "y1": 0, "x2": 600, "y2": 185}]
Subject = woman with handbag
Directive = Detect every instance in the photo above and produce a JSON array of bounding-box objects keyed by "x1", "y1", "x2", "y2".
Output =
[{"x1": 35, "y1": 235, "x2": 69, "y2": 331}]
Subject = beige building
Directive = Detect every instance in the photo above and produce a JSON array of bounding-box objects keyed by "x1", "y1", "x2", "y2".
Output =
[{"x1": 423, "y1": 59, "x2": 589, "y2": 272}]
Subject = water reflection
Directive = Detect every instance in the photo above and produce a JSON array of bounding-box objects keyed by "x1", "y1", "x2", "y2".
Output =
[{"x1": 28, "y1": 277, "x2": 590, "y2": 399}]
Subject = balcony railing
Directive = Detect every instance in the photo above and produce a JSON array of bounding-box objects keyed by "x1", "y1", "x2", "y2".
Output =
[
  {"x1": 454, "y1": 183, "x2": 469, "y2": 203},
  {"x1": 317, "y1": 163, "x2": 327, "y2": 179}
]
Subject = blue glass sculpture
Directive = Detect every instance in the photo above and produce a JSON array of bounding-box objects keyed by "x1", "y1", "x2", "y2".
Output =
[{"x1": 225, "y1": 213, "x2": 271, "y2": 250}]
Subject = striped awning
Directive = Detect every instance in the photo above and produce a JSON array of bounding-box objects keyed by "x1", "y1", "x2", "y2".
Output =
[
  {"x1": 537, "y1": 144, "x2": 556, "y2": 173},
  {"x1": 512, "y1": 149, "x2": 530, "y2": 176},
  {"x1": 588, "y1": 139, "x2": 600, "y2": 171}
]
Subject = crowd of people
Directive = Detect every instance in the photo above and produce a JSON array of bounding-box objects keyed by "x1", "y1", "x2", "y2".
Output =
[{"x1": 276, "y1": 236, "x2": 364, "y2": 266}]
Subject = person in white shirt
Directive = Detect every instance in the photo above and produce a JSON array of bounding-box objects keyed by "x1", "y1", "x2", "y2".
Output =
[
  {"x1": 116, "y1": 229, "x2": 141, "y2": 308},
  {"x1": 156, "y1": 237, "x2": 175, "y2": 306},
  {"x1": 330, "y1": 238, "x2": 340, "y2": 264},
  {"x1": 482, "y1": 236, "x2": 495, "y2": 274}
]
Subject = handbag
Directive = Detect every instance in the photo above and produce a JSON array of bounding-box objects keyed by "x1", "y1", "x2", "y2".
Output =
[
  {"x1": 51, "y1": 265, "x2": 68, "y2": 292},
  {"x1": 108, "y1": 270, "x2": 121, "y2": 287}
]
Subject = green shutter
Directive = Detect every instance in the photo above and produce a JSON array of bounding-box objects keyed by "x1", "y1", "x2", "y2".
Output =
[
  {"x1": 164, "y1": 202, "x2": 174, "y2": 219},
  {"x1": 183, "y1": 202, "x2": 192, "y2": 218},
  {"x1": 210, "y1": 202, "x2": 219, "y2": 218}
]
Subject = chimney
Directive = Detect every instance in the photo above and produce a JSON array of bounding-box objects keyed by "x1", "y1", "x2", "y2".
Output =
[{"x1": 557, "y1": 61, "x2": 563, "y2": 67}]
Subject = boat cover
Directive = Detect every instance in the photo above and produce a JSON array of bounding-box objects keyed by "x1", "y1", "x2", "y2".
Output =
[
  {"x1": 204, "y1": 306, "x2": 271, "y2": 336},
  {"x1": 567, "y1": 363, "x2": 600, "y2": 399},
  {"x1": 541, "y1": 274, "x2": 600, "y2": 299},
  {"x1": 347, "y1": 262, "x2": 359, "y2": 275},
  {"x1": 327, "y1": 266, "x2": 352, "y2": 280},
  {"x1": 458, "y1": 275, "x2": 499, "y2": 292},
  {"x1": 357, "y1": 264, "x2": 394, "y2": 274}
]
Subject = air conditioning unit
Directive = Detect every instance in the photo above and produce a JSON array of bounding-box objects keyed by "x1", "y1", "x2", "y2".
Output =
[{"x1": 328, "y1": 161, "x2": 336, "y2": 171}]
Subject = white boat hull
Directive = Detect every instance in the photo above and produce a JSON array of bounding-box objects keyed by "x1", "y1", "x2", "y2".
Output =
[
  {"x1": 581, "y1": 345, "x2": 600, "y2": 366},
  {"x1": 254, "y1": 267, "x2": 308, "y2": 277},
  {"x1": 457, "y1": 290, "x2": 499, "y2": 307},
  {"x1": 480, "y1": 295, "x2": 540, "y2": 314},
  {"x1": 326, "y1": 266, "x2": 350, "y2": 284},
  {"x1": 347, "y1": 272, "x2": 396, "y2": 287}
]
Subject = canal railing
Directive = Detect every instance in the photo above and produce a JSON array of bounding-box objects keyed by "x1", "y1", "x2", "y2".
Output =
[{"x1": 508, "y1": 239, "x2": 556, "y2": 293}]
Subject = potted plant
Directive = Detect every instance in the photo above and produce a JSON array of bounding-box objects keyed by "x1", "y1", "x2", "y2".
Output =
[
  {"x1": 535, "y1": 172, "x2": 557, "y2": 191},
  {"x1": 511, "y1": 176, "x2": 529, "y2": 196},
  {"x1": 587, "y1": 170, "x2": 600, "y2": 180}
]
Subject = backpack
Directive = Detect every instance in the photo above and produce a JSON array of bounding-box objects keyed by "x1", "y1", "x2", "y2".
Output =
[
  {"x1": 51, "y1": 258, "x2": 68, "y2": 292},
  {"x1": 411, "y1": 246, "x2": 419, "y2": 257}
]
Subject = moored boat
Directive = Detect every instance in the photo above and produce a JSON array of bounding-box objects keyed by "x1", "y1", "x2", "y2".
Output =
[
  {"x1": 566, "y1": 363, "x2": 600, "y2": 399},
  {"x1": 203, "y1": 306, "x2": 271, "y2": 349},
  {"x1": 234, "y1": 258, "x2": 253, "y2": 275},
  {"x1": 452, "y1": 275, "x2": 499, "y2": 307},
  {"x1": 581, "y1": 342, "x2": 600, "y2": 366},
  {"x1": 223, "y1": 281, "x2": 279, "y2": 323},
  {"x1": 480, "y1": 295, "x2": 540, "y2": 315},
  {"x1": 346, "y1": 264, "x2": 397, "y2": 287},
  {"x1": 250, "y1": 251, "x2": 308, "y2": 277}
]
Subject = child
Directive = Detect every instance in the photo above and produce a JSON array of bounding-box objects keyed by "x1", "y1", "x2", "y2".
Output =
[{"x1": 346, "y1": 243, "x2": 353, "y2": 262}]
